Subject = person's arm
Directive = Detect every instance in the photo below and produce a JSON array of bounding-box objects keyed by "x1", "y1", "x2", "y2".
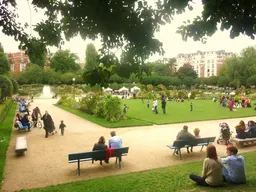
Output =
[
  {"x1": 201, "y1": 159, "x2": 208, "y2": 179},
  {"x1": 92, "y1": 144, "x2": 96, "y2": 151},
  {"x1": 221, "y1": 156, "x2": 230, "y2": 164},
  {"x1": 108, "y1": 139, "x2": 111, "y2": 148}
]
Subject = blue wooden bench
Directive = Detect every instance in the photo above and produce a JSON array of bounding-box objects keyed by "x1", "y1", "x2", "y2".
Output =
[
  {"x1": 166, "y1": 137, "x2": 216, "y2": 160},
  {"x1": 68, "y1": 147, "x2": 129, "y2": 176}
]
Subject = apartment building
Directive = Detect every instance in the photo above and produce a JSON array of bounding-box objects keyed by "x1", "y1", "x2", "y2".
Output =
[
  {"x1": 6, "y1": 51, "x2": 30, "y2": 72},
  {"x1": 176, "y1": 50, "x2": 234, "y2": 77}
]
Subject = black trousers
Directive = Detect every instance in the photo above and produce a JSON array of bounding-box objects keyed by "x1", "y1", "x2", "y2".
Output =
[{"x1": 44, "y1": 128, "x2": 48, "y2": 138}]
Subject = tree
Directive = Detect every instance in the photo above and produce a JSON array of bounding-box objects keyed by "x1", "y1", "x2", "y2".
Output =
[
  {"x1": 0, "y1": 43, "x2": 10, "y2": 75},
  {"x1": 9, "y1": 78, "x2": 18, "y2": 94},
  {"x1": 27, "y1": 39, "x2": 47, "y2": 67},
  {"x1": 83, "y1": 63, "x2": 114, "y2": 87},
  {"x1": 50, "y1": 50, "x2": 80, "y2": 73},
  {"x1": 178, "y1": 1, "x2": 256, "y2": 42},
  {"x1": 85, "y1": 44, "x2": 99, "y2": 71},
  {"x1": 20, "y1": 64, "x2": 44, "y2": 84},
  {"x1": 247, "y1": 75, "x2": 256, "y2": 86},
  {"x1": 1, "y1": 1, "x2": 256, "y2": 59},
  {"x1": 217, "y1": 76, "x2": 231, "y2": 87},
  {"x1": 0, "y1": 75, "x2": 13, "y2": 100},
  {"x1": 109, "y1": 74, "x2": 124, "y2": 84},
  {"x1": 176, "y1": 63, "x2": 197, "y2": 79}
]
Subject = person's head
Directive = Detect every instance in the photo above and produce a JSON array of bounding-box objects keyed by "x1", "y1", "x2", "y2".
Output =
[
  {"x1": 248, "y1": 120, "x2": 256, "y2": 127},
  {"x1": 110, "y1": 131, "x2": 116, "y2": 137},
  {"x1": 61, "y1": 120, "x2": 64, "y2": 123},
  {"x1": 206, "y1": 144, "x2": 218, "y2": 160},
  {"x1": 98, "y1": 136, "x2": 105, "y2": 144},
  {"x1": 183, "y1": 125, "x2": 188, "y2": 131},
  {"x1": 45, "y1": 111, "x2": 48, "y2": 115},
  {"x1": 193, "y1": 128, "x2": 200, "y2": 137},
  {"x1": 239, "y1": 120, "x2": 246, "y2": 128},
  {"x1": 226, "y1": 145, "x2": 238, "y2": 156}
]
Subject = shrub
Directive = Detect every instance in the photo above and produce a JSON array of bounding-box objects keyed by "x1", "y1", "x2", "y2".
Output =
[
  {"x1": 0, "y1": 75, "x2": 13, "y2": 100},
  {"x1": 105, "y1": 95, "x2": 121, "y2": 122},
  {"x1": 94, "y1": 96, "x2": 106, "y2": 118},
  {"x1": 190, "y1": 89, "x2": 200, "y2": 99},
  {"x1": 79, "y1": 93, "x2": 97, "y2": 114},
  {"x1": 17, "y1": 89, "x2": 29, "y2": 96},
  {"x1": 9, "y1": 78, "x2": 19, "y2": 94},
  {"x1": 57, "y1": 95, "x2": 77, "y2": 107},
  {"x1": 177, "y1": 90, "x2": 187, "y2": 99}
]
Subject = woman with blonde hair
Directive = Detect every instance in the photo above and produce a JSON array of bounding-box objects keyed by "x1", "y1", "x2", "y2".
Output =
[{"x1": 189, "y1": 145, "x2": 223, "y2": 186}]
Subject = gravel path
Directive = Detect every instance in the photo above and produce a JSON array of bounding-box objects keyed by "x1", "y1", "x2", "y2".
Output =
[{"x1": 2, "y1": 99, "x2": 256, "y2": 192}]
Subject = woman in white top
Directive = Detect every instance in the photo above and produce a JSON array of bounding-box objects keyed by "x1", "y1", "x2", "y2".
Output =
[{"x1": 189, "y1": 144, "x2": 224, "y2": 186}]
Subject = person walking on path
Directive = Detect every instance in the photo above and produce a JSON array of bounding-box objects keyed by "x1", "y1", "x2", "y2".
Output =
[
  {"x1": 41, "y1": 111, "x2": 54, "y2": 138},
  {"x1": 161, "y1": 97, "x2": 166, "y2": 114},
  {"x1": 59, "y1": 120, "x2": 66, "y2": 136}
]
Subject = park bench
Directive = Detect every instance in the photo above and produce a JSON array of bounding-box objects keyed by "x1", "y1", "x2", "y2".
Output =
[
  {"x1": 166, "y1": 137, "x2": 216, "y2": 160},
  {"x1": 68, "y1": 147, "x2": 129, "y2": 176},
  {"x1": 232, "y1": 137, "x2": 256, "y2": 148},
  {"x1": 15, "y1": 136, "x2": 27, "y2": 156}
]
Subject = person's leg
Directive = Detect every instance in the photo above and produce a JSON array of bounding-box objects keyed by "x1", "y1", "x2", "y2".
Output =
[
  {"x1": 45, "y1": 129, "x2": 48, "y2": 138},
  {"x1": 187, "y1": 147, "x2": 190, "y2": 153},
  {"x1": 190, "y1": 146, "x2": 193, "y2": 152},
  {"x1": 222, "y1": 166, "x2": 231, "y2": 182},
  {"x1": 156, "y1": 106, "x2": 158, "y2": 114},
  {"x1": 189, "y1": 174, "x2": 209, "y2": 186}
]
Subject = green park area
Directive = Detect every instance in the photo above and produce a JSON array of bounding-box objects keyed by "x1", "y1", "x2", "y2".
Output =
[
  {"x1": 57, "y1": 99, "x2": 256, "y2": 128},
  {"x1": 21, "y1": 151, "x2": 256, "y2": 192}
]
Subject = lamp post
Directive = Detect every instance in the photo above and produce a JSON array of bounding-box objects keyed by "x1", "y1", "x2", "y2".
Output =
[{"x1": 72, "y1": 78, "x2": 76, "y2": 96}]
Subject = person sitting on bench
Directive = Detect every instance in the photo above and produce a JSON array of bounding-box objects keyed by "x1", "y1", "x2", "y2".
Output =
[
  {"x1": 92, "y1": 136, "x2": 108, "y2": 165},
  {"x1": 176, "y1": 125, "x2": 196, "y2": 153},
  {"x1": 20, "y1": 114, "x2": 31, "y2": 131},
  {"x1": 108, "y1": 131, "x2": 122, "y2": 149},
  {"x1": 246, "y1": 120, "x2": 256, "y2": 138},
  {"x1": 222, "y1": 145, "x2": 246, "y2": 184},
  {"x1": 235, "y1": 120, "x2": 246, "y2": 139}
]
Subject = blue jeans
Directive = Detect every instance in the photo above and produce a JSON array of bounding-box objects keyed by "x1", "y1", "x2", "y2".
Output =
[{"x1": 189, "y1": 174, "x2": 209, "y2": 186}]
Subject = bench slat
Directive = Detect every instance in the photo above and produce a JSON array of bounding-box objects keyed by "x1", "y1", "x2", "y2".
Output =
[{"x1": 15, "y1": 136, "x2": 27, "y2": 151}]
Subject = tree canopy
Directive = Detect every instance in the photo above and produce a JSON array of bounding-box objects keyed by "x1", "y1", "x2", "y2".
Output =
[
  {"x1": 85, "y1": 43, "x2": 99, "y2": 71},
  {"x1": 0, "y1": 43, "x2": 10, "y2": 75},
  {"x1": 1, "y1": 0, "x2": 255, "y2": 59},
  {"x1": 50, "y1": 50, "x2": 80, "y2": 73}
]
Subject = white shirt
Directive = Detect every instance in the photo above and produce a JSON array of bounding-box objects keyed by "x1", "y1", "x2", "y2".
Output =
[
  {"x1": 153, "y1": 100, "x2": 158, "y2": 107},
  {"x1": 108, "y1": 136, "x2": 122, "y2": 149}
]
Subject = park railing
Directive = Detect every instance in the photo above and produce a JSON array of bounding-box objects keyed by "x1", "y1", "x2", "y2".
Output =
[{"x1": 0, "y1": 99, "x2": 13, "y2": 125}]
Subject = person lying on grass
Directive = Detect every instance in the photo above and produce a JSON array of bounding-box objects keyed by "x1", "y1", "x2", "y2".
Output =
[
  {"x1": 222, "y1": 145, "x2": 246, "y2": 184},
  {"x1": 189, "y1": 144, "x2": 223, "y2": 187}
]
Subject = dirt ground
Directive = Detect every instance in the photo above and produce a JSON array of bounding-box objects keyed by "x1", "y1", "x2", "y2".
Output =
[{"x1": 2, "y1": 99, "x2": 256, "y2": 192}]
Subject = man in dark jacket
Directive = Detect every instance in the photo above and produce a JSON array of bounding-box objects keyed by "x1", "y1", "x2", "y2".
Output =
[
  {"x1": 161, "y1": 98, "x2": 166, "y2": 114},
  {"x1": 41, "y1": 111, "x2": 53, "y2": 138}
]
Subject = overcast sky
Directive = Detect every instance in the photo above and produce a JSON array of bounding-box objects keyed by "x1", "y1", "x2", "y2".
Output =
[{"x1": 0, "y1": 0, "x2": 255, "y2": 62}]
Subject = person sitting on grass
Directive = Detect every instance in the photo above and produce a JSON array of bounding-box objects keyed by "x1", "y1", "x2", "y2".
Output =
[
  {"x1": 235, "y1": 120, "x2": 246, "y2": 139},
  {"x1": 189, "y1": 144, "x2": 223, "y2": 187},
  {"x1": 176, "y1": 125, "x2": 196, "y2": 154},
  {"x1": 92, "y1": 136, "x2": 108, "y2": 165},
  {"x1": 222, "y1": 145, "x2": 246, "y2": 184}
]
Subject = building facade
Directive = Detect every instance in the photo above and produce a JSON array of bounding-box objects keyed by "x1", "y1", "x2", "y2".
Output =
[
  {"x1": 6, "y1": 51, "x2": 30, "y2": 72},
  {"x1": 175, "y1": 50, "x2": 234, "y2": 77}
]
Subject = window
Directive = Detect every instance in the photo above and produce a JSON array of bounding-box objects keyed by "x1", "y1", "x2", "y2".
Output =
[
  {"x1": 212, "y1": 60, "x2": 214, "y2": 63},
  {"x1": 212, "y1": 64, "x2": 215, "y2": 68},
  {"x1": 207, "y1": 60, "x2": 210, "y2": 63}
]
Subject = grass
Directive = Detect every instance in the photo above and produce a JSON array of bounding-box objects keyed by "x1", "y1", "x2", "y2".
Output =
[
  {"x1": 20, "y1": 151, "x2": 256, "y2": 192},
  {"x1": 55, "y1": 104, "x2": 152, "y2": 128},
  {"x1": 0, "y1": 101, "x2": 16, "y2": 189},
  {"x1": 123, "y1": 99, "x2": 256, "y2": 124},
  {"x1": 56, "y1": 100, "x2": 256, "y2": 128}
]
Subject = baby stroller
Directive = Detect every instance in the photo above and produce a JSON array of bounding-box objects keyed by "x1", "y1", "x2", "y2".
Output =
[{"x1": 217, "y1": 122, "x2": 232, "y2": 145}]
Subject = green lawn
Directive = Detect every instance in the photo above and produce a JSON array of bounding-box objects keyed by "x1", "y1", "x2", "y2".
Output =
[
  {"x1": 56, "y1": 100, "x2": 256, "y2": 128},
  {"x1": 55, "y1": 105, "x2": 152, "y2": 128},
  {"x1": 123, "y1": 99, "x2": 256, "y2": 124},
  {"x1": 0, "y1": 101, "x2": 16, "y2": 189},
  {"x1": 20, "y1": 151, "x2": 256, "y2": 192}
]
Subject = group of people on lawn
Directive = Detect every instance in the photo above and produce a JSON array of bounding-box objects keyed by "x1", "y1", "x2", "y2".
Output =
[
  {"x1": 220, "y1": 95, "x2": 251, "y2": 112},
  {"x1": 176, "y1": 125, "x2": 246, "y2": 187}
]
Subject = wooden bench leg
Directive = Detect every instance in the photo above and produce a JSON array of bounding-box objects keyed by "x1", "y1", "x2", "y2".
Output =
[
  {"x1": 77, "y1": 159, "x2": 80, "y2": 176},
  {"x1": 200, "y1": 145, "x2": 205, "y2": 151}
]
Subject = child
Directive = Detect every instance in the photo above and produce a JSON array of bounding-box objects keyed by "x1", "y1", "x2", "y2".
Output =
[
  {"x1": 59, "y1": 120, "x2": 66, "y2": 136},
  {"x1": 123, "y1": 104, "x2": 129, "y2": 116},
  {"x1": 147, "y1": 99, "x2": 150, "y2": 108},
  {"x1": 190, "y1": 102, "x2": 193, "y2": 112},
  {"x1": 193, "y1": 128, "x2": 201, "y2": 138},
  {"x1": 187, "y1": 128, "x2": 201, "y2": 153}
]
